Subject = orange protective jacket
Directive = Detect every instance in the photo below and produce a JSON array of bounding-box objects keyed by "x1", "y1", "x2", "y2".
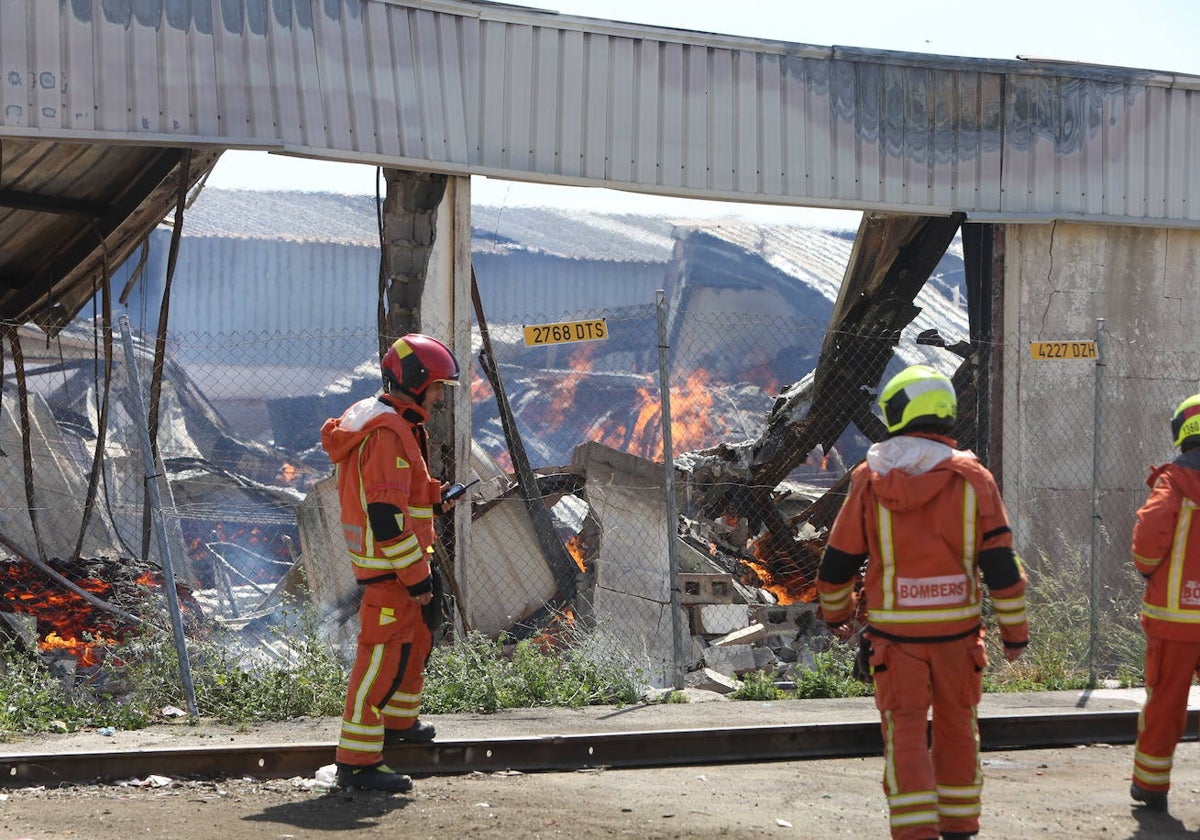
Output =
[
  {"x1": 817, "y1": 433, "x2": 1028, "y2": 647},
  {"x1": 1131, "y1": 452, "x2": 1200, "y2": 642},
  {"x1": 320, "y1": 394, "x2": 441, "y2": 590}
]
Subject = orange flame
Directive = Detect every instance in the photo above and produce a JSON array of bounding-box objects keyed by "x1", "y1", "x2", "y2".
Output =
[{"x1": 566, "y1": 534, "x2": 587, "y2": 572}]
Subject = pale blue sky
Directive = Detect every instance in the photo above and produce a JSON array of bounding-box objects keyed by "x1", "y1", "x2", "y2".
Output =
[{"x1": 206, "y1": 0, "x2": 1200, "y2": 227}]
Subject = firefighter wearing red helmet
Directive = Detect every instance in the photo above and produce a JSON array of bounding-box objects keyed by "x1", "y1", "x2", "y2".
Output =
[
  {"x1": 320, "y1": 333, "x2": 460, "y2": 793},
  {"x1": 816, "y1": 365, "x2": 1028, "y2": 840},
  {"x1": 1128, "y1": 394, "x2": 1200, "y2": 813}
]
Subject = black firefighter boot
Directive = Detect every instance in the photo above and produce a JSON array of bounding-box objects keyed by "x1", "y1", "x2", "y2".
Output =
[
  {"x1": 336, "y1": 762, "x2": 413, "y2": 793},
  {"x1": 1130, "y1": 782, "x2": 1169, "y2": 812},
  {"x1": 384, "y1": 720, "x2": 436, "y2": 745}
]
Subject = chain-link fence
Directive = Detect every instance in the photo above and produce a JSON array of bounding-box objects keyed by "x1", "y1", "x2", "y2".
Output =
[{"x1": 0, "y1": 301, "x2": 1180, "y2": 690}]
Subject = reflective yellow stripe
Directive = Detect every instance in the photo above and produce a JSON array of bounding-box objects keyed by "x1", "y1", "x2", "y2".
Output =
[
  {"x1": 890, "y1": 810, "x2": 939, "y2": 828},
  {"x1": 351, "y1": 554, "x2": 397, "y2": 571},
  {"x1": 1134, "y1": 552, "x2": 1162, "y2": 568},
  {"x1": 961, "y1": 482, "x2": 979, "y2": 601},
  {"x1": 820, "y1": 581, "x2": 854, "y2": 612},
  {"x1": 871, "y1": 604, "x2": 982, "y2": 623},
  {"x1": 1141, "y1": 602, "x2": 1200, "y2": 622},
  {"x1": 391, "y1": 542, "x2": 425, "y2": 569},
  {"x1": 1167, "y1": 500, "x2": 1196, "y2": 609},
  {"x1": 410, "y1": 505, "x2": 434, "y2": 520},
  {"x1": 380, "y1": 533, "x2": 420, "y2": 559},
  {"x1": 356, "y1": 437, "x2": 375, "y2": 555},
  {"x1": 879, "y1": 506, "x2": 896, "y2": 611},
  {"x1": 888, "y1": 791, "x2": 937, "y2": 808},
  {"x1": 1135, "y1": 750, "x2": 1173, "y2": 769},
  {"x1": 938, "y1": 802, "x2": 981, "y2": 817},
  {"x1": 349, "y1": 643, "x2": 385, "y2": 724}
]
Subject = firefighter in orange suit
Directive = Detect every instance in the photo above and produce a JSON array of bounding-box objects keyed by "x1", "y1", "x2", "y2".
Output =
[
  {"x1": 1128, "y1": 393, "x2": 1200, "y2": 812},
  {"x1": 817, "y1": 365, "x2": 1028, "y2": 840},
  {"x1": 321, "y1": 333, "x2": 460, "y2": 793}
]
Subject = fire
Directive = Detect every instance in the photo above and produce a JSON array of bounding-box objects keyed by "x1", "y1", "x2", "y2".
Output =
[
  {"x1": 545, "y1": 344, "x2": 598, "y2": 429},
  {"x1": 584, "y1": 369, "x2": 727, "y2": 461},
  {"x1": 739, "y1": 557, "x2": 816, "y2": 605},
  {"x1": 565, "y1": 534, "x2": 587, "y2": 572},
  {"x1": 744, "y1": 534, "x2": 823, "y2": 605},
  {"x1": 529, "y1": 608, "x2": 577, "y2": 652},
  {"x1": 0, "y1": 559, "x2": 185, "y2": 668}
]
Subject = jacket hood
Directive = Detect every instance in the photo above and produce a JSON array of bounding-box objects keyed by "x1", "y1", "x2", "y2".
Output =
[
  {"x1": 865, "y1": 435, "x2": 971, "y2": 513},
  {"x1": 1164, "y1": 450, "x2": 1200, "y2": 502},
  {"x1": 321, "y1": 395, "x2": 425, "y2": 464}
]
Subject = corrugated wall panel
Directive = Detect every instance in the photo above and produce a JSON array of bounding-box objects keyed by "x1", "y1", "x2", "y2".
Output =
[{"x1": 5, "y1": 1, "x2": 1200, "y2": 226}]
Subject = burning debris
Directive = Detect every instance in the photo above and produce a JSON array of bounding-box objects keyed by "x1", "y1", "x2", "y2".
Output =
[{"x1": 0, "y1": 554, "x2": 198, "y2": 668}]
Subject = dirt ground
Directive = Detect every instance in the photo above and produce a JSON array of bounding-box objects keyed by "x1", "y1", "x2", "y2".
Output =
[{"x1": 3, "y1": 741, "x2": 1200, "y2": 839}]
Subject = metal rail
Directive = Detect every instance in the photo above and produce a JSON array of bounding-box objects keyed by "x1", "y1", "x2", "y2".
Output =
[{"x1": 3, "y1": 709, "x2": 1194, "y2": 788}]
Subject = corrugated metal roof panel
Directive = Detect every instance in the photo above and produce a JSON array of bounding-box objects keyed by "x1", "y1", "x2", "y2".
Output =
[{"x1": 3, "y1": 1, "x2": 1200, "y2": 226}]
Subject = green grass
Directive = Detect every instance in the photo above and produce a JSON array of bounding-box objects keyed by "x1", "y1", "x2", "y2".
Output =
[{"x1": 421, "y1": 627, "x2": 643, "y2": 713}]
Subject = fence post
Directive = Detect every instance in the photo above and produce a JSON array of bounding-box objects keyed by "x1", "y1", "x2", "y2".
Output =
[
  {"x1": 117, "y1": 315, "x2": 198, "y2": 716},
  {"x1": 1089, "y1": 317, "x2": 1106, "y2": 685},
  {"x1": 656, "y1": 291, "x2": 684, "y2": 690}
]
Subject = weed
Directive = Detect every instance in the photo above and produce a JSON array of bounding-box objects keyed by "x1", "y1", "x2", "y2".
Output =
[
  {"x1": 790, "y1": 647, "x2": 874, "y2": 699},
  {"x1": 730, "y1": 669, "x2": 786, "y2": 701},
  {"x1": 421, "y1": 627, "x2": 642, "y2": 713},
  {"x1": 983, "y1": 544, "x2": 1144, "y2": 692}
]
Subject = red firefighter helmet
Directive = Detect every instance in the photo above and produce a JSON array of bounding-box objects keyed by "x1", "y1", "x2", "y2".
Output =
[{"x1": 381, "y1": 334, "x2": 459, "y2": 398}]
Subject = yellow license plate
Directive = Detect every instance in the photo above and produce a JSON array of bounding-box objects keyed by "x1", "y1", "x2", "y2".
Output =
[
  {"x1": 523, "y1": 319, "x2": 608, "y2": 347},
  {"x1": 1029, "y1": 341, "x2": 1097, "y2": 360}
]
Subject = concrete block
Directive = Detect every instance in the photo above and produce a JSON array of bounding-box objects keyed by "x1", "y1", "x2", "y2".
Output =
[
  {"x1": 694, "y1": 603, "x2": 749, "y2": 635},
  {"x1": 679, "y1": 572, "x2": 735, "y2": 604},
  {"x1": 711, "y1": 622, "x2": 767, "y2": 647},
  {"x1": 752, "y1": 647, "x2": 778, "y2": 671},
  {"x1": 702, "y1": 643, "x2": 756, "y2": 676},
  {"x1": 749, "y1": 602, "x2": 820, "y2": 629},
  {"x1": 684, "y1": 667, "x2": 740, "y2": 694}
]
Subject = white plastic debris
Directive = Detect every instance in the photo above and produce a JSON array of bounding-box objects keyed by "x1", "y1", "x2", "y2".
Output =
[
  {"x1": 160, "y1": 706, "x2": 188, "y2": 718},
  {"x1": 303, "y1": 765, "x2": 338, "y2": 791},
  {"x1": 776, "y1": 818, "x2": 793, "y2": 828}
]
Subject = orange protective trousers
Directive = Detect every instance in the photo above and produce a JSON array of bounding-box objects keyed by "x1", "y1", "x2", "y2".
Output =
[
  {"x1": 1133, "y1": 636, "x2": 1200, "y2": 794},
  {"x1": 870, "y1": 633, "x2": 986, "y2": 840},
  {"x1": 335, "y1": 589, "x2": 432, "y2": 767}
]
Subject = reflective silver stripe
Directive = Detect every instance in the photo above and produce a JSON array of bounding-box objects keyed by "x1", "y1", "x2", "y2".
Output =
[{"x1": 410, "y1": 505, "x2": 434, "y2": 520}]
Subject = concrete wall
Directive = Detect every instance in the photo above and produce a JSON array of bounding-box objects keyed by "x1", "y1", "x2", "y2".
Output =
[{"x1": 1001, "y1": 223, "x2": 1200, "y2": 582}]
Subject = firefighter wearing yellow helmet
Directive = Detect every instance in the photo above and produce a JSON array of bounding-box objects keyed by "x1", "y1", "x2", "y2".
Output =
[
  {"x1": 817, "y1": 364, "x2": 1028, "y2": 840},
  {"x1": 1128, "y1": 392, "x2": 1200, "y2": 812}
]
